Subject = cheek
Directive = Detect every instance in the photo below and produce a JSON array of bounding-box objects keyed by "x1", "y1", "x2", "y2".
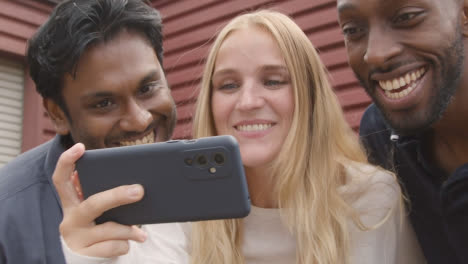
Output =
[
  {"x1": 69, "y1": 113, "x2": 116, "y2": 140},
  {"x1": 349, "y1": 50, "x2": 367, "y2": 76},
  {"x1": 150, "y1": 89, "x2": 176, "y2": 113},
  {"x1": 278, "y1": 88, "x2": 295, "y2": 121},
  {"x1": 211, "y1": 93, "x2": 234, "y2": 132},
  {"x1": 344, "y1": 42, "x2": 361, "y2": 62}
]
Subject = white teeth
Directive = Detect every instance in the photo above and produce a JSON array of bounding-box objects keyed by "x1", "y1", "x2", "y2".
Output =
[
  {"x1": 377, "y1": 67, "x2": 426, "y2": 99},
  {"x1": 120, "y1": 131, "x2": 155, "y2": 146},
  {"x1": 385, "y1": 80, "x2": 392, "y2": 90},
  {"x1": 405, "y1": 73, "x2": 411, "y2": 84},
  {"x1": 399, "y1": 77, "x2": 405, "y2": 87},
  {"x1": 384, "y1": 81, "x2": 417, "y2": 99},
  {"x1": 237, "y1": 124, "x2": 272, "y2": 132}
]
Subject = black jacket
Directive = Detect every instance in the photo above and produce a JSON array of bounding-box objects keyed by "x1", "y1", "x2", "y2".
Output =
[
  {"x1": 359, "y1": 104, "x2": 468, "y2": 264},
  {"x1": 0, "y1": 136, "x2": 65, "y2": 264}
]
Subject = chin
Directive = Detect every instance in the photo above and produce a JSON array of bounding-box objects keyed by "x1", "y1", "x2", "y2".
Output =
[
  {"x1": 382, "y1": 107, "x2": 437, "y2": 136},
  {"x1": 242, "y1": 155, "x2": 275, "y2": 169}
]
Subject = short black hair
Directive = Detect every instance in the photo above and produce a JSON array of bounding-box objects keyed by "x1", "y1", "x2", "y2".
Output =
[{"x1": 27, "y1": 0, "x2": 164, "y2": 113}]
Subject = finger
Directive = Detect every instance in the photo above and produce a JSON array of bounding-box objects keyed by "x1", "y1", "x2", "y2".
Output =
[
  {"x1": 81, "y1": 226, "x2": 147, "y2": 258},
  {"x1": 89, "y1": 222, "x2": 147, "y2": 244},
  {"x1": 62, "y1": 222, "x2": 146, "y2": 253},
  {"x1": 78, "y1": 240, "x2": 131, "y2": 258},
  {"x1": 53, "y1": 143, "x2": 85, "y2": 211},
  {"x1": 75, "y1": 184, "x2": 144, "y2": 224},
  {"x1": 71, "y1": 171, "x2": 84, "y2": 201}
]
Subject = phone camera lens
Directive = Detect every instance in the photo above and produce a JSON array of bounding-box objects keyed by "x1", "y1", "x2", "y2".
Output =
[
  {"x1": 213, "y1": 153, "x2": 225, "y2": 165},
  {"x1": 196, "y1": 155, "x2": 208, "y2": 166}
]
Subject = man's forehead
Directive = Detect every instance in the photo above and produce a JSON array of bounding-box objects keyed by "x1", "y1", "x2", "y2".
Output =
[
  {"x1": 337, "y1": 0, "x2": 389, "y2": 13},
  {"x1": 62, "y1": 30, "x2": 163, "y2": 94},
  {"x1": 336, "y1": 0, "x2": 355, "y2": 14},
  {"x1": 337, "y1": 0, "x2": 460, "y2": 17}
]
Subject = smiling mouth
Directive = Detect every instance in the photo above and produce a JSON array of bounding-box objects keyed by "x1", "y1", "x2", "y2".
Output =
[
  {"x1": 377, "y1": 67, "x2": 427, "y2": 99},
  {"x1": 119, "y1": 130, "x2": 155, "y2": 146},
  {"x1": 235, "y1": 123, "x2": 273, "y2": 132}
]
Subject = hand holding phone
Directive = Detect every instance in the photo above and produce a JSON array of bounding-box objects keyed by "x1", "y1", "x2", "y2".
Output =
[
  {"x1": 53, "y1": 143, "x2": 146, "y2": 259},
  {"x1": 76, "y1": 135, "x2": 251, "y2": 226}
]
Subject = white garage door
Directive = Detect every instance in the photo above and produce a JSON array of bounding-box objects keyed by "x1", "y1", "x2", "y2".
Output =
[{"x1": 0, "y1": 58, "x2": 24, "y2": 168}]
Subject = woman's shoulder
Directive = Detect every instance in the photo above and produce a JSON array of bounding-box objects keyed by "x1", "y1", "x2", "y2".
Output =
[
  {"x1": 340, "y1": 160, "x2": 401, "y2": 224},
  {"x1": 342, "y1": 160, "x2": 400, "y2": 196},
  {"x1": 342, "y1": 162, "x2": 425, "y2": 263}
]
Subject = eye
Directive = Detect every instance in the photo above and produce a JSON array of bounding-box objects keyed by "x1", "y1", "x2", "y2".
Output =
[
  {"x1": 343, "y1": 26, "x2": 357, "y2": 35},
  {"x1": 140, "y1": 85, "x2": 152, "y2": 94},
  {"x1": 94, "y1": 98, "x2": 114, "y2": 109},
  {"x1": 393, "y1": 9, "x2": 425, "y2": 26},
  {"x1": 138, "y1": 82, "x2": 159, "y2": 96},
  {"x1": 264, "y1": 79, "x2": 288, "y2": 87},
  {"x1": 394, "y1": 12, "x2": 418, "y2": 23},
  {"x1": 218, "y1": 82, "x2": 239, "y2": 91},
  {"x1": 341, "y1": 23, "x2": 366, "y2": 41}
]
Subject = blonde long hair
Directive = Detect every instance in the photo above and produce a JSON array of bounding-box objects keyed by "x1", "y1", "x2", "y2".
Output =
[{"x1": 191, "y1": 10, "x2": 379, "y2": 264}]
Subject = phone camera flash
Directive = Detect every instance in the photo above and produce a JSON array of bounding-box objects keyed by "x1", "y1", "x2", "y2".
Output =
[
  {"x1": 184, "y1": 157, "x2": 193, "y2": 166},
  {"x1": 209, "y1": 167, "x2": 216, "y2": 174}
]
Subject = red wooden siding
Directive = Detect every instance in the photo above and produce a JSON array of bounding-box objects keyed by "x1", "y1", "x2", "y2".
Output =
[
  {"x1": 154, "y1": 0, "x2": 370, "y2": 139},
  {"x1": 0, "y1": 0, "x2": 54, "y2": 151},
  {"x1": 0, "y1": 1, "x2": 52, "y2": 58},
  {"x1": 3, "y1": 0, "x2": 370, "y2": 151}
]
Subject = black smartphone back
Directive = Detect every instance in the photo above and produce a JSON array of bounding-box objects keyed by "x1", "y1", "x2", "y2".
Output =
[{"x1": 76, "y1": 135, "x2": 250, "y2": 225}]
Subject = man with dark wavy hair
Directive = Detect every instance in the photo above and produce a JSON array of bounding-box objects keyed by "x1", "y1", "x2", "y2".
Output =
[
  {"x1": 0, "y1": 0, "x2": 176, "y2": 263},
  {"x1": 337, "y1": 0, "x2": 468, "y2": 263}
]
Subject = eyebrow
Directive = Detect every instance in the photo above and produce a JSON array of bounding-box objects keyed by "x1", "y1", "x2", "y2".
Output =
[
  {"x1": 82, "y1": 91, "x2": 113, "y2": 99},
  {"x1": 212, "y1": 68, "x2": 235, "y2": 79},
  {"x1": 81, "y1": 69, "x2": 163, "y2": 100},
  {"x1": 139, "y1": 69, "x2": 161, "y2": 87},
  {"x1": 213, "y1": 64, "x2": 288, "y2": 77},
  {"x1": 261, "y1": 65, "x2": 288, "y2": 72}
]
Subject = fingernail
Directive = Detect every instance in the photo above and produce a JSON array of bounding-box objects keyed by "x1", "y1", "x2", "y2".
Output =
[{"x1": 127, "y1": 185, "x2": 142, "y2": 198}]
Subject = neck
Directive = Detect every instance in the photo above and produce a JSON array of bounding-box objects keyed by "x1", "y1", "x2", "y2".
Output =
[{"x1": 245, "y1": 166, "x2": 277, "y2": 208}]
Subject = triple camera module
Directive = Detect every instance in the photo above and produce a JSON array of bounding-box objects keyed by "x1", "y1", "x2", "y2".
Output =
[{"x1": 184, "y1": 152, "x2": 225, "y2": 168}]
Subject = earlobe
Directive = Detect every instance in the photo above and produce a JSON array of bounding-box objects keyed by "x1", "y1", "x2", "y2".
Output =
[{"x1": 43, "y1": 98, "x2": 70, "y2": 135}]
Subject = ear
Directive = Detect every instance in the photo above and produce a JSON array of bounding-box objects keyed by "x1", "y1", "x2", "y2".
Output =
[
  {"x1": 462, "y1": 0, "x2": 468, "y2": 37},
  {"x1": 43, "y1": 98, "x2": 71, "y2": 136}
]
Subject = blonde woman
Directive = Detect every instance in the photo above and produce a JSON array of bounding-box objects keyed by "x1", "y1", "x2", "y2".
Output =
[{"x1": 55, "y1": 10, "x2": 425, "y2": 264}]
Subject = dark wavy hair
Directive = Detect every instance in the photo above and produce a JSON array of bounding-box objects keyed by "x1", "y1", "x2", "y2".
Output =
[{"x1": 27, "y1": 0, "x2": 163, "y2": 114}]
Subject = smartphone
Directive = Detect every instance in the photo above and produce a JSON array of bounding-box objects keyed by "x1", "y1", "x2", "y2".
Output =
[{"x1": 76, "y1": 135, "x2": 251, "y2": 225}]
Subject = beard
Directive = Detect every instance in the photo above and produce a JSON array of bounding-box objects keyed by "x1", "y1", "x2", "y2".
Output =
[{"x1": 356, "y1": 27, "x2": 464, "y2": 136}]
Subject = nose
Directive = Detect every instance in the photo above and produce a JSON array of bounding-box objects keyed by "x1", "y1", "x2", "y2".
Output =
[
  {"x1": 120, "y1": 100, "x2": 153, "y2": 132},
  {"x1": 364, "y1": 26, "x2": 402, "y2": 67},
  {"x1": 236, "y1": 81, "x2": 264, "y2": 111}
]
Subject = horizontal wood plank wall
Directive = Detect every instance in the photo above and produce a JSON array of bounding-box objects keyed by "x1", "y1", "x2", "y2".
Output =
[
  {"x1": 153, "y1": 0, "x2": 370, "y2": 139},
  {"x1": 12, "y1": 0, "x2": 370, "y2": 151},
  {"x1": 0, "y1": 0, "x2": 52, "y2": 58},
  {"x1": 0, "y1": 0, "x2": 54, "y2": 152}
]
